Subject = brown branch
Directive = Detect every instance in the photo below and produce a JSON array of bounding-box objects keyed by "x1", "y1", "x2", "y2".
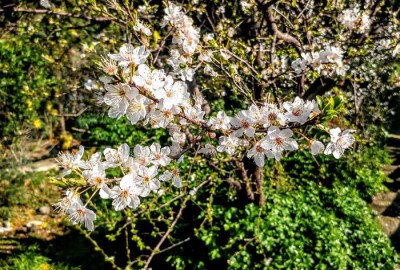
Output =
[
  {"x1": 157, "y1": 237, "x2": 191, "y2": 255},
  {"x1": 0, "y1": 7, "x2": 117, "y2": 23},
  {"x1": 254, "y1": 166, "x2": 265, "y2": 207},
  {"x1": 57, "y1": 106, "x2": 90, "y2": 117},
  {"x1": 266, "y1": 6, "x2": 302, "y2": 50},
  {"x1": 237, "y1": 161, "x2": 255, "y2": 201}
]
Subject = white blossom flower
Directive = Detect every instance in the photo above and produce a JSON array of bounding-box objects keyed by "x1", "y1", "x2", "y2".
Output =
[
  {"x1": 283, "y1": 97, "x2": 319, "y2": 124},
  {"x1": 122, "y1": 157, "x2": 140, "y2": 175},
  {"x1": 311, "y1": 140, "x2": 325, "y2": 155},
  {"x1": 159, "y1": 168, "x2": 182, "y2": 188},
  {"x1": 247, "y1": 140, "x2": 274, "y2": 167},
  {"x1": 134, "y1": 166, "x2": 160, "y2": 197},
  {"x1": 110, "y1": 174, "x2": 141, "y2": 211},
  {"x1": 57, "y1": 145, "x2": 85, "y2": 177},
  {"x1": 53, "y1": 189, "x2": 81, "y2": 213},
  {"x1": 199, "y1": 50, "x2": 213, "y2": 62},
  {"x1": 203, "y1": 33, "x2": 214, "y2": 42},
  {"x1": 104, "y1": 143, "x2": 130, "y2": 168},
  {"x1": 82, "y1": 162, "x2": 111, "y2": 199},
  {"x1": 324, "y1": 128, "x2": 355, "y2": 159},
  {"x1": 246, "y1": 104, "x2": 263, "y2": 124},
  {"x1": 133, "y1": 20, "x2": 152, "y2": 36},
  {"x1": 209, "y1": 111, "x2": 231, "y2": 130},
  {"x1": 154, "y1": 76, "x2": 186, "y2": 110},
  {"x1": 132, "y1": 64, "x2": 166, "y2": 92},
  {"x1": 150, "y1": 107, "x2": 180, "y2": 128},
  {"x1": 104, "y1": 83, "x2": 138, "y2": 119},
  {"x1": 261, "y1": 104, "x2": 287, "y2": 127},
  {"x1": 150, "y1": 143, "x2": 171, "y2": 167},
  {"x1": 162, "y1": 2, "x2": 183, "y2": 27},
  {"x1": 217, "y1": 134, "x2": 239, "y2": 155},
  {"x1": 126, "y1": 94, "x2": 148, "y2": 124},
  {"x1": 198, "y1": 144, "x2": 217, "y2": 156},
  {"x1": 99, "y1": 56, "x2": 118, "y2": 76},
  {"x1": 180, "y1": 67, "x2": 195, "y2": 81},
  {"x1": 80, "y1": 152, "x2": 102, "y2": 170},
  {"x1": 204, "y1": 64, "x2": 217, "y2": 76},
  {"x1": 67, "y1": 200, "x2": 96, "y2": 231},
  {"x1": 170, "y1": 142, "x2": 183, "y2": 157},
  {"x1": 231, "y1": 111, "x2": 256, "y2": 137},
  {"x1": 171, "y1": 132, "x2": 186, "y2": 144},
  {"x1": 108, "y1": 44, "x2": 149, "y2": 67},
  {"x1": 291, "y1": 58, "x2": 308, "y2": 74},
  {"x1": 181, "y1": 106, "x2": 205, "y2": 125},
  {"x1": 338, "y1": 5, "x2": 371, "y2": 34},
  {"x1": 133, "y1": 145, "x2": 152, "y2": 166},
  {"x1": 262, "y1": 126, "x2": 298, "y2": 160}
]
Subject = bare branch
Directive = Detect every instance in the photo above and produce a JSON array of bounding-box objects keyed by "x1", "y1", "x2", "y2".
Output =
[{"x1": 265, "y1": 6, "x2": 302, "y2": 50}]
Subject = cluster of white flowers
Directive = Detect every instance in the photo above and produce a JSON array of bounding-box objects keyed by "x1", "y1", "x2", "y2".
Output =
[
  {"x1": 291, "y1": 46, "x2": 347, "y2": 76},
  {"x1": 56, "y1": 142, "x2": 183, "y2": 231},
  {"x1": 201, "y1": 97, "x2": 353, "y2": 166},
  {"x1": 55, "y1": 1, "x2": 359, "y2": 231},
  {"x1": 101, "y1": 44, "x2": 204, "y2": 137},
  {"x1": 162, "y1": 2, "x2": 201, "y2": 81},
  {"x1": 338, "y1": 5, "x2": 371, "y2": 34}
]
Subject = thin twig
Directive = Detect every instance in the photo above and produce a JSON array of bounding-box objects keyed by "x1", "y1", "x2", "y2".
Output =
[
  {"x1": 157, "y1": 237, "x2": 191, "y2": 255},
  {"x1": 142, "y1": 180, "x2": 209, "y2": 269},
  {"x1": 78, "y1": 227, "x2": 121, "y2": 270},
  {"x1": 142, "y1": 196, "x2": 189, "y2": 269}
]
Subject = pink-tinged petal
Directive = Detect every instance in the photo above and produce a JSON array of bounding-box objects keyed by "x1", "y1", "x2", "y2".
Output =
[
  {"x1": 280, "y1": 128, "x2": 293, "y2": 138},
  {"x1": 333, "y1": 148, "x2": 343, "y2": 159},
  {"x1": 150, "y1": 179, "x2": 161, "y2": 190},
  {"x1": 172, "y1": 177, "x2": 182, "y2": 188},
  {"x1": 99, "y1": 186, "x2": 111, "y2": 199},
  {"x1": 128, "y1": 195, "x2": 140, "y2": 209},
  {"x1": 120, "y1": 143, "x2": 130, "y2": 159},
  {"x1": 140, "y1": 187, "x2": 151, "y2": 197},
  {"x1": 282, "y1": 101, "x2": 292, "y2": 112},
  {"x1": 148, "y1": 166, "x2": 158, "y2": 177},
  {"x1": 286, "y1": 139, "x2": 299, "y2": 151},
  {"x1": 130, "y1": 184, "x2": 144, "y2": 196},
  {"x1": 245, "y1": 127, "x2": 256, "y2": 137},
  {"x1": 265, "y1": 150, "x2": 274, "y2": 159},
  {"x1": 120, "y1": 174, "x2": 134, "y2": 189},
  {"x1": 254, "y1": 155, "x2": 265, "y2": 167},
  {"x1": 324, "y1": 143, "x2": 334, "y2": 155},
  {"x1": 76, "y1": 146, "x2": 85, "y2": 160},
  {"x1": 311, "y1": 141, "x2": 325, "y2": 155},
  {"x1": 137, "y1": 64, "x2": 151, "y2": 78},
  {"x1": 132, "y1": 76, "x2": 146, "y2": 87},
  {"x1": 267, "y1": 126, "x2": 280, "y2": 138},
  {"x1": 329, "y1": 128, "x2": 342, "y2": 142},
  {"x1": 230, "y1": 118, "x2": 241, "y2": 127},
  {"x1": 260, "y1": 139, "x2": 271, "y2": 150},
  {"x1": 273, "y1": 151, "x2": 282, "y2": 161},
  {"x1": 120, "y1": 43, "x2": 134, "y2": 55},
  {"x1": 125, "y1": 86, "x2": 138, "y2": 100}
]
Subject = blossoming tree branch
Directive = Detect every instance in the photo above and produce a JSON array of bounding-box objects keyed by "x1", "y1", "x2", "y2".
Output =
[{"x1": 47, "y1": 2, "x2": 399, "y2": 266}]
